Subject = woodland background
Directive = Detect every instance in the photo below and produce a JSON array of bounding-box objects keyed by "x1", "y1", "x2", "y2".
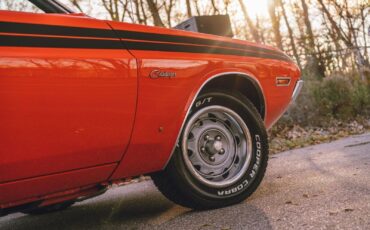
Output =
[{"x1": 4, "y1": 0, "x2": 370, "y2": 152}]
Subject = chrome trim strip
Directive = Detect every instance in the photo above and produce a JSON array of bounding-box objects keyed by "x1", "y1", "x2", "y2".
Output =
[
  {"x1": 163, "y1": 72, "x2": 265, "y2": 169},
  {"x1": 291, "y1": 80, "x2": 304, "y2": 101}
]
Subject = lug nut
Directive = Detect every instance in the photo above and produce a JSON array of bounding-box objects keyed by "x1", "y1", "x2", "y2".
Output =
[
  {"x1": 216, "y1": 135, "x2": 221, "y2": 141},
  {"x1": 209, "y1": 156, "x2": 215, "y2": 162},
  {"x1": 204, "y1": 134, "x2": 210, "y2": 141},
  {"x1": 200, "y1": 147, "x2": 206, "y2": 153},
  {"x1": 219, "y1": 148, "x2": 225, "y2": 155}
]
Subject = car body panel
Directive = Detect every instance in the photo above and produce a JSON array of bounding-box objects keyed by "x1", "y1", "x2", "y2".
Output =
[
  {"x1": 0, "y1": 12, "x2": 137, "y2": 186},
  {"x1": 107, "y1": 21, "x2": 300, "y2": 179},
  {"x1": 0, "y1": 7, "x2": 300, "y2": 211},
  {"x1": 0, "y1": 163, "x2": 116, "y2": 208}
]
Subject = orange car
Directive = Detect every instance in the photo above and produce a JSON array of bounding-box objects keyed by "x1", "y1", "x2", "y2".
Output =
[{"x1": 0, "y1": 0, "x2": 302, "y2": 215}]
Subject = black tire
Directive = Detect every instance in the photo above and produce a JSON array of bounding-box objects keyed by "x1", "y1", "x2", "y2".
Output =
[
  {"x1": 152, "y1": 90, "x2": 268, "y2": 209},
  {"x1": 22, "y1": 200, "x2": 75, "y2": 215}
]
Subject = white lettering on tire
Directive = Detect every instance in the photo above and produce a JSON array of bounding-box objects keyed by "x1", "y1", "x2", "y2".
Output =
[
  {"x1": 217, "y1": 134, "x2": 262, "y2": 196},
  {"x1": 249, "y1": 135, "x2": 261, "y2": 178},
  {"x1": 217, "y1": 179, "x2": 249, "y2": 196},
  {"x1": 195, "y1": 97, "x2": 213, "y2": 108}
]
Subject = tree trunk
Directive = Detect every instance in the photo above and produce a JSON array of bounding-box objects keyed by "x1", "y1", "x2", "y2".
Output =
[
  {"x1": 186, "y1": 0, "x2": 192, "y2": 18},
  {"x1": 317, "y1": 0, "x2": 369, "y2": 81},
  {"x1": 164, "y1": 0, "x2": 174, "y2": 27},
  {"x1": 279, "y1": 0, "x2": 302, "y2": 69},
  {"x1": 146, "y1": 0, "x2": 165, "y2": 27},
  {"x1": 70, "y1": 0, "x2": 83, "y2": 12},
  {"x1": 360, "y1": 6, "x2": 368, "y2": 62},
  {"x1": 101, "y1": 0, "x2": 119, "y2": 21},
  {"x1": 139, "y1": 0, "x2": 148, "y2": 25},
  {"x1": 210, "y1": 0, "x2": 220, "y2": 15},
  {"x1": 255, "y1": 16, "x2": 265, "y2": 44},
  {"x1": 194, "y1": 0, "x2": 201, "y2": 16},
  {"x1": 268, "y1": 0, "x2": 283, "y2": 50},
  {"x1": 301, "y1": 0, "x2": 325, "y2": 78},
  {"x1": 238, "y1": 0, "x2": 261, "y2": 43}
]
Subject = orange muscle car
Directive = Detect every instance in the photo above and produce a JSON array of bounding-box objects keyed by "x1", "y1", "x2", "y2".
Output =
[{"x1": 0, "y1": 0, "x2": 302, "y2": 215}]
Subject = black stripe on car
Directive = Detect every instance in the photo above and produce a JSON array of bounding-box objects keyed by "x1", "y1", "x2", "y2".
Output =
[
  {"x1": 0, "y1": 34, "x2": 290, "y2": 62},
  {"x1": 0, "y1": 34, "x2": 290, "y2": 61},
  {"x1": 115, "y1": 30, "x2": 287, "y2": 59},
  {"x1": 123, "y1": 41, "x2": 290, "y2": 61},
  {"x1": 0, "y1": 21, "x2": 290, "y2": 62},
  {"x1": 0, "y1": 21, "x2": 117, "y2": 39},
  {"x1": 0, "y1": 35, "x2": 122, "y2": 49}
]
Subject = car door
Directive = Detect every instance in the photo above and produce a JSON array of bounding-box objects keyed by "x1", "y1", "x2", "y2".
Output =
[{"x1": 0, "y1": 7, "x2": 137, "y2": 186}]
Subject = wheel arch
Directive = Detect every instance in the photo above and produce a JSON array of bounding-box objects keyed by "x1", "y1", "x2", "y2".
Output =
[
  {"x1": 163, "y1": 72, "x2": 266, "y2": 169},
  {"x1": 198, "y1": 73, "x2": 266, "y2": 119}
]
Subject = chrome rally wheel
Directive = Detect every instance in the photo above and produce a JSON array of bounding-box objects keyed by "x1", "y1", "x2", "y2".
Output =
[{"x1": 152, "y1": 90, "x2": 269, "y2": 209}]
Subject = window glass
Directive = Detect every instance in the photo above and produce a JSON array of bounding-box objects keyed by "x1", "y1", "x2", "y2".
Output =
[{"x1": 0, "y1": 0, "x2": 44, "y2": 13}]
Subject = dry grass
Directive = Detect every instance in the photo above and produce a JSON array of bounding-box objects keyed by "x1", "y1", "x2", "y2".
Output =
[{"x1": 269, "y1": 117, "x2": 370, "y2": 154}]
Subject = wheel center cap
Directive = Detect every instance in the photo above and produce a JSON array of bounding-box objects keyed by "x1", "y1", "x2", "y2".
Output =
[
  {"x1": 205, "y1": 140, "x2": 223, "y2": 156},
  {"x1": 213, "y1": 141, "x2": 223, "y2": 152}
]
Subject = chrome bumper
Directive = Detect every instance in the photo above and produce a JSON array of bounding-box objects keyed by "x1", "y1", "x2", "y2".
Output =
[{"x1": 291, "y1": 80, "x2": 304, "y2": 101}]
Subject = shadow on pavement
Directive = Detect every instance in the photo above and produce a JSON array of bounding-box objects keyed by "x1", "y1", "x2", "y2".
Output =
[{"x1": 0, "y1": 182, "x2": 272, "y2": 230}]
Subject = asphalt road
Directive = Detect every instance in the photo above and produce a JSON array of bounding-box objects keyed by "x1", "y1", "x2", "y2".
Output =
[{"x1": 1, "y1": 133, "x2": 369, "y2": 230}]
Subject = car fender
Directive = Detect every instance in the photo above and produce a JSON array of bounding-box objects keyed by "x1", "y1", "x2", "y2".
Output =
[{"x1": 109, "y1": 68, "x2": 265, "y2": 180}]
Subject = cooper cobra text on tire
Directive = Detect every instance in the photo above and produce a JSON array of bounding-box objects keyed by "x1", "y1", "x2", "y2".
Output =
[{"x1": 152, "y1": 90, "x2": 269, "y2": 209}]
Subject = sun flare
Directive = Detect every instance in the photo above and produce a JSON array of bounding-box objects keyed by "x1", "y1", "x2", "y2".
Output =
[{"x1": 242, "y1": 0, "x2": 270, "y2": 19}]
